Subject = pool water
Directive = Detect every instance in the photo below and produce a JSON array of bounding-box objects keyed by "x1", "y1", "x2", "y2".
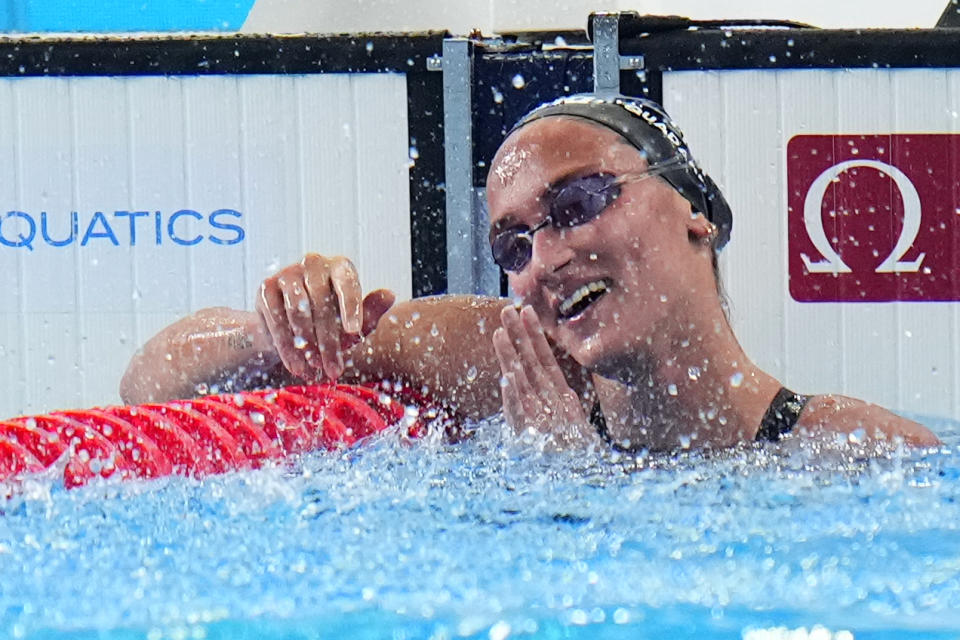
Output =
[{"x1": 3, "y1": 416, "x2": 960, "y2": 640}]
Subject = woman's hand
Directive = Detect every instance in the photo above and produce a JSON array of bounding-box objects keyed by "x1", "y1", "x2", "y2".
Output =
[
  {"x1": 256, "y1": 254, "x2": 395, "y2": 381},
  {"x1": 493, "y1": 305, "x2": 600, "y2": 450}
]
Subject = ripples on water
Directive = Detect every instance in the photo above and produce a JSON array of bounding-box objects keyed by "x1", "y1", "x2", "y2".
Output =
[{"x1": 2, "y1": 416, "x2": 960, "y2": 639}]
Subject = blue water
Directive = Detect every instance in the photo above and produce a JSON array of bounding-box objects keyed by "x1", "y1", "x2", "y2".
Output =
[{"x1": 3, "y1": 416, "x2": 960, "y2": 640}]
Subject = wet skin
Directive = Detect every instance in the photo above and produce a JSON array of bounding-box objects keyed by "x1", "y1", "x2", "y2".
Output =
[
  {"x1": 487, "y1": 116, "x2": 721, "y2": 381},
  {"x1": 123, "y1": 115, "x2": 941, "y2": 450},
  {"x1": 485, "y1": 115, "x2": 939, "y2": 449}
]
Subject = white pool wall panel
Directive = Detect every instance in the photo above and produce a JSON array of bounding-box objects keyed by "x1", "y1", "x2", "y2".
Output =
[
  {"x1": 664, "y1": 68, "x2": 959, "y2": 419},
  {"x1": 239, "y1": 0, "x2": 949, "y2": 35},
  {"x1": 0, "y1": 73, "x2": 411, "y2": 417}
]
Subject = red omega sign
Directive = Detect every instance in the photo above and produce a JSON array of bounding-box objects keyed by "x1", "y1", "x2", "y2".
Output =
[{"x1": 786, "y1": 134, "x2": 959, "y2": 302}]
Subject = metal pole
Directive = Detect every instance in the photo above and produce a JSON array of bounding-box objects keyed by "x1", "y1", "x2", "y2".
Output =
[
  {"x1": 441, "y1": 38, "x2": 500, "y2": 296},
  {"x1": 592, "y1": 13, "x2": 621, "y2": 97}
]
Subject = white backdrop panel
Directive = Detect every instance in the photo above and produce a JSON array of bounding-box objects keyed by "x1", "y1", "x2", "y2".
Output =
[
  {"x1": 0, "y1": 73, "x2": 411, "y2": 416},
  {"x1": 664, "y1": 68, "x2": 959, "y2": 419}
]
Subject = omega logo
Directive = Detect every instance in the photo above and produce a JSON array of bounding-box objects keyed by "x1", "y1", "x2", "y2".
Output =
[{"x1": 800, "y1": 159, "x2": 925, "y2": 275}]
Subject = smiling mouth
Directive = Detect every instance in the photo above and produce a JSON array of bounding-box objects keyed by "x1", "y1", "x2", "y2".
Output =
[{"x1": 557, "y1": 279, "x2": 610, "y2": 320}]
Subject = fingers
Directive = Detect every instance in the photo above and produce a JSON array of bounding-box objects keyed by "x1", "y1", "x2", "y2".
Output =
[
  {"x1": 500, "y1": 372, "x2": 526, "y2": 430},
  {"x1": 256, "y1": 276, "x2": 312, "y2": 379},
  {"x1": 327, "y1": 256, "x2": 363, "y2": 335},
  {"x1": 360, "y1": 289, "x2": 396, "y2": 337},
  {"x1": 256, "y1": 253, "x2": 384, "y2": 382},
  {"x1": 302, "y1": 257, "x2": 343, "y2": 379},
  {"x1": 493, "y1": 305, "x2": 598, "y2": 450},
  {"x1": 493, "y1": 327, "x2": 538, "y2": 434},
  {"x1": 499, "y1": 305, "x2": 556, "y2": 405},
  {"x1": 493, "y1": 322, "x2": 537, "y2": 400},
  {"x1": 519, "y1": 305, "x2": 572, "y2": 395}
]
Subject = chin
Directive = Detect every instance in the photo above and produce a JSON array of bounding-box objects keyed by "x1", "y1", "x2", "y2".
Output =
[
  {"x1": 565, "y1": 333, "x2": 615, "y2": 373},
  {"x1": 571, "y1": 330, "x2": 648, "y2": 382}
]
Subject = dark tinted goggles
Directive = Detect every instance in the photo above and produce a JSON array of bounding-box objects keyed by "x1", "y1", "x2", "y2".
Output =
[{"x1": 490, "y1": 160, "x2": 689, "y2": 272}]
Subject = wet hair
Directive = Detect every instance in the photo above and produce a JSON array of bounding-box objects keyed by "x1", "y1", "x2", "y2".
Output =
[
  {"x1": 510, "y1": 94, "x2": 733, "y2": 249},
  {"x1": 510, "y1": 94, "x2": 733, "y2": 311}
]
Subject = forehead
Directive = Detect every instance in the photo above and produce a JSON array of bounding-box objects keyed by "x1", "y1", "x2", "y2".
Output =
[{"x1": 487, "y1": 116, "x2": 645, "y2": 224}]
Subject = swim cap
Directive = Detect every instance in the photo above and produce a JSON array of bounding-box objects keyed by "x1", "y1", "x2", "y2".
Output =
[{"x1": 510, "y1": 94, "x2": 733, "y2": 249}]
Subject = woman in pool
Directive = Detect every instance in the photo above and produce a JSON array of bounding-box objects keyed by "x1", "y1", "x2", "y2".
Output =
[{"x1": 121, "y1": 94, "x2": 939, "y2": 450}]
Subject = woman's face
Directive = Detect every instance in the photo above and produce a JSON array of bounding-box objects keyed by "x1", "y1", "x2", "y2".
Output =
[{"x1": 487, "y1": 116, "x2": 713, "y2": 372}]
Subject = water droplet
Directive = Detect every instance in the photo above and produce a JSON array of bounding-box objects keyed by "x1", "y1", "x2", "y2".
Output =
[
  {"x1": 687, "y1": 366, "x2": 700, "y2": 381},
  {"x1": 409, "y1": 146, "x2": 419, "y2": 160},
  {"x1": 466, "y1": 365, "x2": 478, "y2": 383},
  {"x1": 430, "y1": 324, "x2": 439, "y2": 337},
  {"x1": 667, "y1": 383, "x2": 678, "y2": 396},
  {"x1": 659, "y1": 294, "x2": 668, "y2": 303},
  {"x1": 293, "y1": 336, "x2": 308, "y2": 349},
  {"x1": 489, "y1": 621, "x2": 511, "y2": 640},
  {"x1": 491, "y1": 87, "x2": 504, "y2": 104},
  {"x1": 365, "y1": 41, "x2": 374, "y2": 53},
  {"x1": 511, "y1": 74, "x2": 526, "y2": 89},
  {"x1": 729, "y1": 371, "x2": 744, "y2": 388}
]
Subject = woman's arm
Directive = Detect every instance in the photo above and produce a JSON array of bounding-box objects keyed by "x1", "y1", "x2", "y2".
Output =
[
  {"x1": 121, "y1": 297, "x2": 509, "y2": 417},
  {"x1": 120, "y1": 254, "x2": 511, "y2": 418},
  {"x1": 799, "y1": 394, "x2": 941, "y2": 447},
  {"x1": 346, "y1": 295, "x2": 509, "y2": 419},
  {"x1": 119, "y1": 306, "x2": 287, "y2": 404}
]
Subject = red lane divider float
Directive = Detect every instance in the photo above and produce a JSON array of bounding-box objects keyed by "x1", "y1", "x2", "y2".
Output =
[{"x1": 0, "y1": 383, "x2": 443, "y2": 489}]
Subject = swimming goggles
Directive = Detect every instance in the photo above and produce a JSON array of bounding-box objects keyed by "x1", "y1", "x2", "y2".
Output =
[{"x1": 489, "y1": 157, "x2": 692, "y2": 272}]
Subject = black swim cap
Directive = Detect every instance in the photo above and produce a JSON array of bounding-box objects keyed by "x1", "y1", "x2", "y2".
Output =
[{"x1": 510, "y1": 94, "x2": 733, "y2": 249}]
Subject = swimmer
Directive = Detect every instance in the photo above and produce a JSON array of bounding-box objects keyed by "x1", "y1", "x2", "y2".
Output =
[{"x1": 120, "y1": 94, "x2": 939, "y2": 451}]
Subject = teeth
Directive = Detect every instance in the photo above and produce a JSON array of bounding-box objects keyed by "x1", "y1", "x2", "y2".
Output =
[{"x1": 558, "y1": 280, "x2": 608, "y2": 317}]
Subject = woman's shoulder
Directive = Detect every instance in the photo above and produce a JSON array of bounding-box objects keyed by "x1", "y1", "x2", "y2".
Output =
[{"x1": 797, "y1": 393, "x2": 941, "y2": 447}]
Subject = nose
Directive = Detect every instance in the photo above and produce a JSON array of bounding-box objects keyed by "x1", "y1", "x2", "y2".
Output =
[{"x1": 527, "y1": 223, "x2": 575, "y2": 277}]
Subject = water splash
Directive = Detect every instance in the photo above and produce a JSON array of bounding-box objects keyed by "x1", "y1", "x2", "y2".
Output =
[{"x1": 1, "y1": 416, "x2": 959, "y2": 638}]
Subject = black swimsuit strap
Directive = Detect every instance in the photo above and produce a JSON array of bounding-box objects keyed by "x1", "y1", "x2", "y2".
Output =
[
  {"x1": 755, "y1": 387, "x2": 811, "y2": 442},
  {"x1": 590, "y1": 400, "x2": 618, "y2": 448},
  {"x1": 590, "y1": 386, "x2": 812, "y2": 447}
]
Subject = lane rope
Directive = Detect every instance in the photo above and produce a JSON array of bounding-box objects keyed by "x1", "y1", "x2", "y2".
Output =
[{"x1": 0, "y1": 382, "x2": 445, "y2": 489}]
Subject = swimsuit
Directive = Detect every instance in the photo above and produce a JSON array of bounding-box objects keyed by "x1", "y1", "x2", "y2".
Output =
[
  {"x1": 589, "y1": 386, "x2": 812, "y2": 448},
  {"x1": 754, "y1": 387, "x2": 812, "y2": 442}
]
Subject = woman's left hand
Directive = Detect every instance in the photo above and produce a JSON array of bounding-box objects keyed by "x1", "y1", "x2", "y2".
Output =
[{"x1": 493, "y1": 305, "x2": 600, "y2": 450}]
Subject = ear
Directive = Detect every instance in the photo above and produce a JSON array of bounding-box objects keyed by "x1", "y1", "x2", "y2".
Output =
[{"x1": 686, "y1": 210, "x2": 716, "y2": 246}]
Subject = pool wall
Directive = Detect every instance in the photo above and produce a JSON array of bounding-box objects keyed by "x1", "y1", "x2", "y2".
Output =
[
  {"x1": 0, "y1": 35, "x2": 443, "y2": 417},
  {"x1": 2, "y1": 19, "x2": 960, "y2": 426}
]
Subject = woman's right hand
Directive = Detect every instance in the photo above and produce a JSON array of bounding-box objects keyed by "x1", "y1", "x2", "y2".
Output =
[
  {"x1": 255, "y1": 254, "x2": 396, "y2": 382},
  {"x1": 493, "y1": 305, "x2": 600, "y2": 450}
]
